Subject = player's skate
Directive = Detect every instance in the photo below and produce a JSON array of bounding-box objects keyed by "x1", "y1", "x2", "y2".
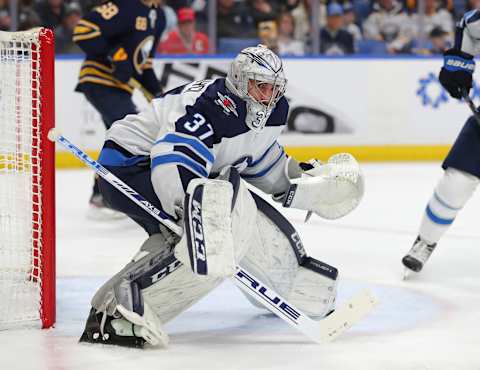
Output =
[
  {"x1": 402, "y1": 236, "x2": 437, "y2": 276},
  {"x1": 79, "y1": 308, "x2": 146, "y2": 348}
]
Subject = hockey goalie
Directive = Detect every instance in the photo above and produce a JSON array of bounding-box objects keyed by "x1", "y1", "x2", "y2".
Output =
[{"x1": 78, "y1": 45, "x2": 365, "y2": 348}]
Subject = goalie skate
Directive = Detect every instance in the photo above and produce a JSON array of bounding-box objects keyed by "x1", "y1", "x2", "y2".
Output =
[{"x1": 79, "y1": 308, "x2": 146, "y2": 349}]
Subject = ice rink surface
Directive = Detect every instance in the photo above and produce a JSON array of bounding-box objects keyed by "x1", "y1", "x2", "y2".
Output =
[{"x1": 2, "y1": 163, "x2": 480, "y2": 370}]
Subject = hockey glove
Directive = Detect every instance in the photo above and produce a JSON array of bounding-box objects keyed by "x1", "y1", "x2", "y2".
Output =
[
  {"x1": 280, "y1": 154, "x2": 364, "y2": 220},
  {"x1": 439, "y1": 49, "x2": 475, "y2": 99}
]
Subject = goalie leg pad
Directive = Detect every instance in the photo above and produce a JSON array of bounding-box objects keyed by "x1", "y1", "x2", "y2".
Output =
[
  {"x1": 175, "y1": 167, "x2": 257, "y2": 278},
  {"x1": 175, "y1": 177, "x2": 235, "y2": 277},
  {"x1": 87, "y1": 171, "x2": 260, "y2": 344},
  {"x1": 239, "y1": 192, "x2": 338, "y2": 318}
]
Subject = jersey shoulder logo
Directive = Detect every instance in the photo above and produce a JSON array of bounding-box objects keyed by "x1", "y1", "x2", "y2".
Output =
[{"x1": 215, "y1": 92, "x2": 238, "y2": 117}]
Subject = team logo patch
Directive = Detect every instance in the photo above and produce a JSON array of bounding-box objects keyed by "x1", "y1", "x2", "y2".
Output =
[{"x1": 215, "y1": 92, "x2": 238, "y2": 117}]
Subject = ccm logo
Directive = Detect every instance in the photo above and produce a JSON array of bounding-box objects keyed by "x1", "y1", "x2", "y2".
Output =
[
  {"x1": 283, "y1": 185, "x2": 297, "y2": 207},
  {"x1": 236, "y1": 269, "x2": 301, "y2": 321},
  {"x1": 151, "y1": 259, "x2": 182, "y2": 284},
  {"x1": 191, "y1": 199, "x2": 206, "y2": 263},
  {"x1": 291, "y1": 232, "x2": 306, "y2": 259}
]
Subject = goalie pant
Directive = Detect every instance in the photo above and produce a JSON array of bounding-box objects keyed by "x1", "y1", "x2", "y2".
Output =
[{"x1": 86, "y1": 169, "x2": 338, "y2": 345}]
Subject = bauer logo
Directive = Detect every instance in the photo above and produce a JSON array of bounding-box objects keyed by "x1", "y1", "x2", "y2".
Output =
[
  {"x1": 235, "y1": 269, "x2": 301, "y2": 321},
  {"x1": 445, "y1": 58, "x2": 475, "y2": 71}
]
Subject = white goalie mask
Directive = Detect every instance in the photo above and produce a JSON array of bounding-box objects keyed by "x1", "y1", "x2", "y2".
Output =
[{"x1": 226, "y1": 45, "x2": 287, "y2": 132}]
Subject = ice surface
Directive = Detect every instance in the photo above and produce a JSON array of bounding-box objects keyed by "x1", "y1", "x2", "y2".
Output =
[{"x1": 1, "y1": 163, "x2": 480, "y2": 370}]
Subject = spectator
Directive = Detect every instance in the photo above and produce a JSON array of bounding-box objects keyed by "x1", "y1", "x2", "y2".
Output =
[
  {"x1": 291, "y1": 0, "x2": 312, "y2": 42},
  {"x1": 160, "y1": 1, "x2": 178, "y2": 36},
  {"x1": 0, "y1": 1, "x2": 10, "y2": 31},
  {"x1": 55, "y1": 3, "x2": 82, "y2": 54},
  {"x1": 343, "y1": 2, "x2": 362, "y2": 44},
  {"x1": 414, "y1": 25, "x2": 452, "y2": 54},
  {"x1": 362, "y1": 0, "x2": 413, "y2": 53},
  {"x1": 35, "y1": 0, "x2": 67, "y2": 30},
  {"x1": 250, "y1": 0, "x2": 280, "y2": 24},
  {"x1": 427, "y1": 25, "x2": 451, "y2": 54},
  {"x1": 257, "y1": 19, "x2": 279, "y2": 53},
  {"x1": 276, "y1": 11, "x2": 305, "y2": 55},
  {"x1": 217, "y1": 0, "x2": 256, "y2": 38},
  {"x1": 410, "y1": 0, "x2": 454, "y2": 42},
  {"x1": 18, "y1": 5, "x2": 41, "y2": 30},
  {"x1": 159, "y1": 7, "x2": 209, "y2": 54},
  {"x1": 320, "y1": 3, "x2": 355, "y2": 55}
]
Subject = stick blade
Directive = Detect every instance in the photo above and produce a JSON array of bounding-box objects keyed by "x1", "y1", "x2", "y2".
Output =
[{"x1": 317, "y1": 289, "x2": 378, "y2": 343}]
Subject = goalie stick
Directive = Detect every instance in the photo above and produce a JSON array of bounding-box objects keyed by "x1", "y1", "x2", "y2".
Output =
[{"x1": 49, "y1": 129, "x2": 378, "y2": 344}]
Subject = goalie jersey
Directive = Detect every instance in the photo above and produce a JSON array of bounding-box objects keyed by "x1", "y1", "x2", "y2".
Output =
[
  {"x1": 73, "y1": 0, "x2": 166, "y2": 100},
  {"x1": 99, "y1": 78, "x2": 291, "y2": 217},
  {"x1": 456, "y1": 9, "x2": 480, "y2": 56}
]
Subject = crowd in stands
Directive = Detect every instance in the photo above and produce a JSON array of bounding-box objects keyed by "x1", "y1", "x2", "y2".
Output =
[{"x1": 2, "y1": 0, "x2": 480, "y2": 55}]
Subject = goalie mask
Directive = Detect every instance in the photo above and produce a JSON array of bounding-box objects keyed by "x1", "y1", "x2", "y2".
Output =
[{"x1": 226, "y1": 45, "x2": 287, "y2": 132}]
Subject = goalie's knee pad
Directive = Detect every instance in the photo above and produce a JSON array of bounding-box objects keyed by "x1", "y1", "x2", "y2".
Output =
[
  {"x1": 90, "y1": 232, "x2": 223, "y2": 329},
  {"x1": 239, "y1": 192, "x2": 338, "y2": 318},
  {"x1": 174, "y1": 167, "x2": 258, "y2": 278}
]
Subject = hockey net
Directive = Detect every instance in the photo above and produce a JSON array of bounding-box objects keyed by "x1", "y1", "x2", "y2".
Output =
[{"x1": 0, "y1": 28, "x2": 55, "y2": 329}]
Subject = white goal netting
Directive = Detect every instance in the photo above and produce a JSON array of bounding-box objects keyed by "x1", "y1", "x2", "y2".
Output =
[{"x1": 0, "y1": 29, "x2": 55, "y2": 330}]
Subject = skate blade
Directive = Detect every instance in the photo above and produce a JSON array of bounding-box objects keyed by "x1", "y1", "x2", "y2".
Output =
[{"x1": 402, "y1": 267, "x2": 416, "y2": 280}]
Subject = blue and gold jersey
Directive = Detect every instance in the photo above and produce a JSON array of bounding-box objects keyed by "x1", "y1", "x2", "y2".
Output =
[{"x1": 73, "y1": 0, "x2": 166, "y2": 100}]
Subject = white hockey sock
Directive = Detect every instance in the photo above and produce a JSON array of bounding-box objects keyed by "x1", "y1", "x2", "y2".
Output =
[{"x1": 419, "y1": 168, "x2": 479, "y2": 244}]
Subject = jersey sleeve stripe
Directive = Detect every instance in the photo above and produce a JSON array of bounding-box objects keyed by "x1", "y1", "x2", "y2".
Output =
[
  {"x1": 151, "y1": 153, "x2": 209, "y2": 177},
  {"x1": 98, "y1": 147, "x2": 147, "y2": 166},
  {"x1": 241, "y1": 149, "x2": 285, "y2": 179},
  {"x1": 248, "y1": 141, "x2": 277, "y2": 168},
  {"x1": 155, "y1": 133, "x2": 215, "y2": 164}
]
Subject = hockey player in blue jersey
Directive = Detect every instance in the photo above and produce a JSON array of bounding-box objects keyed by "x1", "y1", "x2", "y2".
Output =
[
  {"x1": 72, "y1": 0, "x2": 166, "y2": 217},
  {"x1": 402, "y1": 10, "x2": 480, "y2": 275},
  {"x1": 78, "y1": 45, "x2": 365, "y2": 347}
]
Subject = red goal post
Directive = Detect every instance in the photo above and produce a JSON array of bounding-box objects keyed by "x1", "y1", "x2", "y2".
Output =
[{"x1": 0, "y1": 28, "x2": 55, "y2": 329}]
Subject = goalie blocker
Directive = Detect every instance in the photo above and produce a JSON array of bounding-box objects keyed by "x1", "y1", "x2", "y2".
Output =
[{"x1": 80, "y1": 167, "x2": 339, "y2": 347}]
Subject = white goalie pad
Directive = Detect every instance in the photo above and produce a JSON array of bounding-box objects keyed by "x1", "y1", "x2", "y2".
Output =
[
  {"x1": 116, "y1": 303, "x2": 169, "y2": 347},
  {"x1": 174, "y1": 177, "x2": 236, "y2": 278},
  {"x1": 239, "y1": 192, "x2": 338, "y2": 318},
  {"x1": 283, "y1": 153, "x2": 364, "y2": 220}
]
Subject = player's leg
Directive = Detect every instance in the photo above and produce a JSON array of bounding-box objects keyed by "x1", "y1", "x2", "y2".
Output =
[
  {"x1": 80, "y1": 168, "x2": 257, "y2": 347},
  {"x1": 239, "y1": 192, "x2": 338, "y2": 318},
  {"x1": 81, "y1": 83, "x2": 138, "y2": 218},
  {"x1": 403, "y1": 116, "x2": 480, "y2": 273},
  {"x1": 96, "y1": 141, "x2": 170, "y2": 236}
]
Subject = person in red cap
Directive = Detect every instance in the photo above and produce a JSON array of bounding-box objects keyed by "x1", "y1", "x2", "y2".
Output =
[{"x1": 159, "y1": 7, "x2": 209, "y2": 54}]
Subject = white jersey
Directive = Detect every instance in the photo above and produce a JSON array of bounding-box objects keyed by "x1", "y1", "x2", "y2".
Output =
[
  {"x1": 457, "y1": 9, "x2": 480, "y2": 56},
  {"x1": 101, "y1": 78, "x2": 290, "y2": 217}
]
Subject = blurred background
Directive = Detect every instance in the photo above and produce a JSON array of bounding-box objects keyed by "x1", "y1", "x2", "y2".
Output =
[
  {"x1": 8, "y1": 0, "x2": 474, "y2": 164},
  {"x1": 3, "y1": 0, "x2": 473, "y2": 56}
]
